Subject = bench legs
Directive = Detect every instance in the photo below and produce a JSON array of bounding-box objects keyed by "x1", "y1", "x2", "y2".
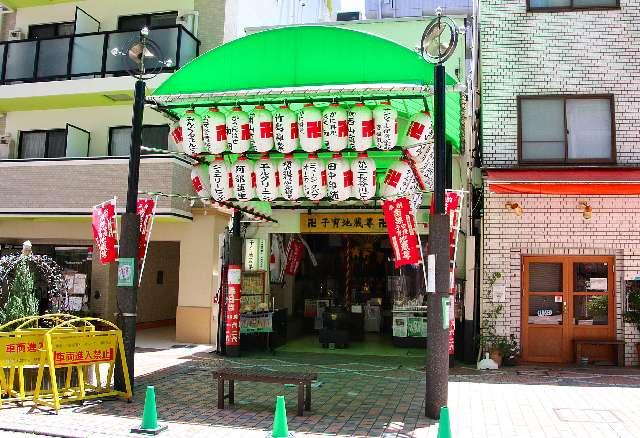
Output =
[
  {"x1": 297, "y1": 383, "x2": 304, "y2": 416},
  {"x1": 217, "y1": 376, "x2": 224, "y2": 409},
  {"x1": 228, "y1": 379, "x2": 234, "y2": 404},
  {"x1": 305, "y1": 383, "x2": 311, "y2": 411}
]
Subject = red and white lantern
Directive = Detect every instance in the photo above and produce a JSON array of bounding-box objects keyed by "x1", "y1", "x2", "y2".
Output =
[
  {"x1": 231, "y1": 155, "x2": 255, "y2": 201},
  {"x1": 408, "y1": 149, "x2": 435, "y2": 192},
  {"x1": 297, "y1": 103, "x2": 323, "y2": 153},
  {"x1": 381, "y1": 159, "x2": 419, "y2": 198},
  {"x1": 351, "y1": 152, "x2": 377, "y2": 201},
  {"x1": 273, "y1": 105, "x2": 299, "y2": 153},
  {"x1": 348, "y1": 103, "x2": 374, "y2": 152},
  {"x1": 404, "y1": 110, "x2": 433, "y2": 148},
  {"x1": 249, "y1": 105, "x2": 274, "y2": 153},
  {"x1": 323, "y1": 103, "x2": 348, "y2": 152},
  {"x1": 180, "y1": 110, "x2": 205, "y2": 156},
  {"x1": 226, "y1": 106, "x2": 251, "y2": 154},
  {"x1": 255, "y1": 154, "x2": 279, "y2": 201},
  {"x1": 302, "y1": 153, "x2": 326, "y2": 201},
  {"x1": 405, "y1": 140, "x2": 434, "y2": 163},
  {"x1": 278, "y1": 154, "x2": 303, "y2": 201},
  {"x1": 373, "y1": 101, "x2": 398, "y2": 150},
  {"x1": 208, "y1": 155, "x2": 232, "y2": 202},
  {"x1": 169, "y1": 122, "x2": 183, "y2": 152},
  {"x1": 191, "y1": 164, "x2": 211, "y2": 199},
  {"x1": 202, "y1": 107, "x2": 227, "y2": 154},
  {"x1": 326, "y1": 153, "x2": 352, "y2": 202}
]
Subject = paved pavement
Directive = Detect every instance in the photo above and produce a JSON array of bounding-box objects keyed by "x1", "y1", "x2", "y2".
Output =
[{"x1": 2, "y1": 348, "x2": 640, "y2": 437}]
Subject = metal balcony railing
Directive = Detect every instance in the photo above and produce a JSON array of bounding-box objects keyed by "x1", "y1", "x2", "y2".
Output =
[{"x1": 0, "y1": 24, "x2": 199, "y2": 84}]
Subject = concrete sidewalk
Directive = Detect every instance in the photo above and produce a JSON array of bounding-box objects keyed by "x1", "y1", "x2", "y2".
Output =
[{"x1": 1, "y1": 348, "x2": 640, "y2": 437}]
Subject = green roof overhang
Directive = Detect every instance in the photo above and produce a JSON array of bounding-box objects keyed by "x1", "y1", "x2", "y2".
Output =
[{"x1": 150, "y1": 25, "x2": 462, "y2": 152}]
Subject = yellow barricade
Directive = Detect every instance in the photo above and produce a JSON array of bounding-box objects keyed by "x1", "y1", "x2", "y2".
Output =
[{"x1": 0, "y1": 314, "x2": 132, "y2": 412}]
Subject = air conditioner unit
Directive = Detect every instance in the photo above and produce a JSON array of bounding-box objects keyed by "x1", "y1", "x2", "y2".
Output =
[
  {"x1": 176, "y1": 11, "x2": 199, "y2": 37},
  {"x1": 8, "y1": 29, "x2": 23, "y2": 41}
]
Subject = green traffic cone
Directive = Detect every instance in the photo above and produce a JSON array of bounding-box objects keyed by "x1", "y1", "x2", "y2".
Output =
[
  {"x1": 131, "y1": 386, "x2": 168, "y2": 435},
  {"x1": 271, "y1": 395, "x2": 290, "y2": 438},
  {"x1": 437, "y1": 406, "x2": 452, "y2": 438}
]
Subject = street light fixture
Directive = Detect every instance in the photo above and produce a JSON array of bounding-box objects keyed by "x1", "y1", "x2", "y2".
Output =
[
  {"x1": 420, "y1": 9, "x2": 458, "y2": 420},
  {"x1": 110, "y1": 28, "x2": 172, "y2": 392}
]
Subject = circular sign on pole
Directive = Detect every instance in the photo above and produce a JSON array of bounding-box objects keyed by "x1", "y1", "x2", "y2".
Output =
[{"x1": 420, "y1": 12, "x2": 459, "y2": 64}]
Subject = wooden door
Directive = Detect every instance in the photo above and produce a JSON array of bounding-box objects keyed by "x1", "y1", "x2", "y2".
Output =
[{"x1": 522, "y1": 256, "x2": 616, "y2": 363}]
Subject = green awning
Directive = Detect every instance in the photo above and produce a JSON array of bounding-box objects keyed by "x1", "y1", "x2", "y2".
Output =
[{"x1": 150, "y1": 25, "x2": 461, "y2": 151}]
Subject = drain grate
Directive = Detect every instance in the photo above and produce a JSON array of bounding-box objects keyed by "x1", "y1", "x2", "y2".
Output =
[{"x1": 554, "y1": 408, "x2": 621, "y2": 423}]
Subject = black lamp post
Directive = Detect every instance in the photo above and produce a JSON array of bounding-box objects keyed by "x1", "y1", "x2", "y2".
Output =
[
  {"x1": 110, "y1": 27, "x2": 173, "y2": 391},
  {"x1": 420, "y1": 11, "x2": 459, "y2": 420}
]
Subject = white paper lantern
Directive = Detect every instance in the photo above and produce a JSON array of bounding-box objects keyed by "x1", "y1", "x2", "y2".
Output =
[
  {"x1": 302, "y1": 153, "x2": 326, "y2": 201},
  {"x1": 208, "y1": 156, "x2": 232, "y2": 202},
  {"x1": 348, "y1": 103, "x2": 374, "y2": 152},
  {"x1": 169, "y1": 122, "x2": 183, "y2": 151},
  {"x1": 408, "y1": 150, "x2": 435, "y2": 192},
  {"x1": 273, "y1": 105, "x2": 299, "y2": 153},
  {"x1": 322, "y1": 102, "x2": 348, "y2": 152},
  {"x1": 410, "y1": 192, "x2": 424, "y2": 212},
  {"x1": 255, "y1": 154, "x2": 279, "y2": 202},
  {"x1": 373, "y1": 101, "x2": 398, "y2": 151},
  {"x1": 226, "y1": 106, "x2": 251, "y2": 154},
  {"x1": 404, "y1": 110, "x2": 433, "y2": 148},
  {"x1": 249, "y1": 105, "x2": 274, "y2": 153},
  {"x1": 180, "y1": 110, "x2": 205, "y2": 156},
  {"x1": 202, "y1": 107, "x2": 227, "y2": 154},
  {"x1": 191, "y1": 164, "x2": 211, "y2": 199},
  {"x1": 381, "y1": 159, "x2": 419, "y2": 198},
  {"x1": 297, "y1": 103, "x2": 323, "y2": 153},
  {"x1": 326, "y1": 153, "x2": 352, "y2": 202},
  {"x1": 231, "y1": 155, "x2": 256, "y2": 201},
  {"x1": 278, "y1": 153, "x2": 303, "y2": 201},
  {"x1": 351, "y1": 152, "x2": 377, "y2": 201},
  {"x1": 405, "y1": 140, "x2": 434, "y2": 163}
]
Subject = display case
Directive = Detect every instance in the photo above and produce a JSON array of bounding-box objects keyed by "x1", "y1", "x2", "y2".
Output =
[{"x1": 240, "y1": 271, "x2": 269, "y2": 313}]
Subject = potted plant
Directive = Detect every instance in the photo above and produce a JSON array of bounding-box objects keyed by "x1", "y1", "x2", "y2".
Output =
[
  {"x1": 586, "y1": 295, "x2": 608, "y2": 325},
  {"x1": 624, "y1": 285, "x2": 640, "y2": 362}
]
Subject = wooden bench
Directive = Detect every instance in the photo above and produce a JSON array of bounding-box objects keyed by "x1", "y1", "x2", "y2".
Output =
[
  {"x1": 575, "y1": 339, "x2": 625, "y2": 366},
  {"x1": 213, "y1": 367, "x2": 317, "y2": 416}
]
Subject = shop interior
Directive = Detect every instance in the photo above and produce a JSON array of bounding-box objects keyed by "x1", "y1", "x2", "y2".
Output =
[{"x1": 239, "y1": 234, "x2": 428, "y2": 357}]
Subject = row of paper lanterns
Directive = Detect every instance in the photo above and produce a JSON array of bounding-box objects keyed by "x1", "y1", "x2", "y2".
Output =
[
  {"x1": 190, "y1": 145, "x2": 435, "y2": 207},
  {"x1": 172, "y1": 103, "x2": 434, "y2": 155}
]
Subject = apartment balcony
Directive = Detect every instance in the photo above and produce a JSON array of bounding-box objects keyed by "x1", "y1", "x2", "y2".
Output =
[
  {"x1": 0, "y1": 25, "x2": 199, "y2": 111},
  {"x1": 0, "y1": 155, "x2": 195, "y2": 220}
]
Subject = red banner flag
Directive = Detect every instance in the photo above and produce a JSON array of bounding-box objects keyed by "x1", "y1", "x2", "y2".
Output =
[
  {"x1": 91, "y1": 199, "x2": 118, "y2": 264},
  {"x1": 284, "y1": 239, "x2": 305, "y2": 276},
  {"x1": 382, "y1": 197, "x2": 420, "y2": 268},
  {"x1": 225, "y1": 264, "x2": 242, "y2": 347},
  {"x1": 136, "y1": 198, "x2": 156, "y2": 260}
]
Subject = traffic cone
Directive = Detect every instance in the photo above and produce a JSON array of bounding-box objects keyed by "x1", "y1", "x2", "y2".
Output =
[
  {"x1": 437, "y1": 406, "x2": 452, "y2": 438},
  {"x1": 131, "y1": 386, "x2": 168, "y2": 435},
  {"x1": 271, "y1": 395, "x2": 290, "y2": 437}
]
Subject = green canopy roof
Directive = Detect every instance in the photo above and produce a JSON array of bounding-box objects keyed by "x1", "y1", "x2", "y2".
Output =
[{"x1": 151, "y1": 25, "x2": 461, "y2": 151}]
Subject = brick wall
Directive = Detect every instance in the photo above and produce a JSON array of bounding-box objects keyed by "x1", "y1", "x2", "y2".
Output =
[
  {"x1": 483, "y1": 190, "x2": 640, "y2": 365},
  {"x1": 480, "y1": 0, "x2": 640, "y2": 167}
]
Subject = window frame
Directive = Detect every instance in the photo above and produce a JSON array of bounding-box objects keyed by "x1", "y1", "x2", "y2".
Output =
[
  {"x1": 517, "y1": 94, "x2": 616, "y2": 165},
  {"x1": 116, "y1": 11, "x2": 179, "y2": 31},
  {"x1": 108, "y1": 124, "x2": 170, "y2": 156},
  {"x1": 526, "y1": 0, "x2": 620, "y2": 12},
  {"x1": 28, "y1": 21, "x2": 75, "y2": 39},
  {"x1": 18, "y1": 128, "x2": 68, "y2": 159}
]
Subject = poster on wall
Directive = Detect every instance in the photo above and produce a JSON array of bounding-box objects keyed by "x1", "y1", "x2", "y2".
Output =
[
  {"x1": 225, "y1": 265, "x2": 242, "y2": 347},
  {"x1": 244, "y1": 238, "x2": 268, "y2": 271},
  {"x1": 91, "y1": 198, "x2": 118, "y2": 265}
]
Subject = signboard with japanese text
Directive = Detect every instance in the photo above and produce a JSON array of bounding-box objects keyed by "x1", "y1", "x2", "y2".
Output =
[
  {"x1": 137, "y1": 198, "x2": 156, "y2": 260},
  {"x1": 284, "y1": 239, "x2": 305, "y2": 276},
  {"x1": 301, "y1": 213, "x2": 388, "y2": 234},
  {"x1": 48, "y1": 332, "x2": 117, "y2": 366},
  {"x1": 0, "y1": 333, "x2": 45, "y2": 366},
  {"x1": 244, "y1": 238, "x2": 268, "y2": 271},
  {"x1": 91, "y1": 199, "x2": 117, "y2": 264},
  {"x1": 383, "y1": 197, "x2": 420, "y2": 268},
  {"x1": 225, "y1": 265, "x2": 242, "y2": 347}
]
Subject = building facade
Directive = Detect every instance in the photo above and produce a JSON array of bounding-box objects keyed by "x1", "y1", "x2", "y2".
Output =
[{"x1": 480, "y1": 0, "x2": 640, "y2": 365}]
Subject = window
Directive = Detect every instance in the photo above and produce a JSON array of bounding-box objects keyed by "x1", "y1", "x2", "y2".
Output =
[
  {"x1": 117, "y1": 12, "x2": 178, "y2": 31},
  {"x1": 518, "y1": 95, "x2": 615, "y2": 164},
  {"x1": 109, "y1": 125, "x2": 170, "y2": 156},
  {"x1": 527, "y1": 0, "x2": 618, "y2": 11},
  {"x1": 28, "y1": 22, "x2": 75, "y2": 39},
  {"x1": 19, "y1": 129, "x2": 67, "y2": 158}
]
